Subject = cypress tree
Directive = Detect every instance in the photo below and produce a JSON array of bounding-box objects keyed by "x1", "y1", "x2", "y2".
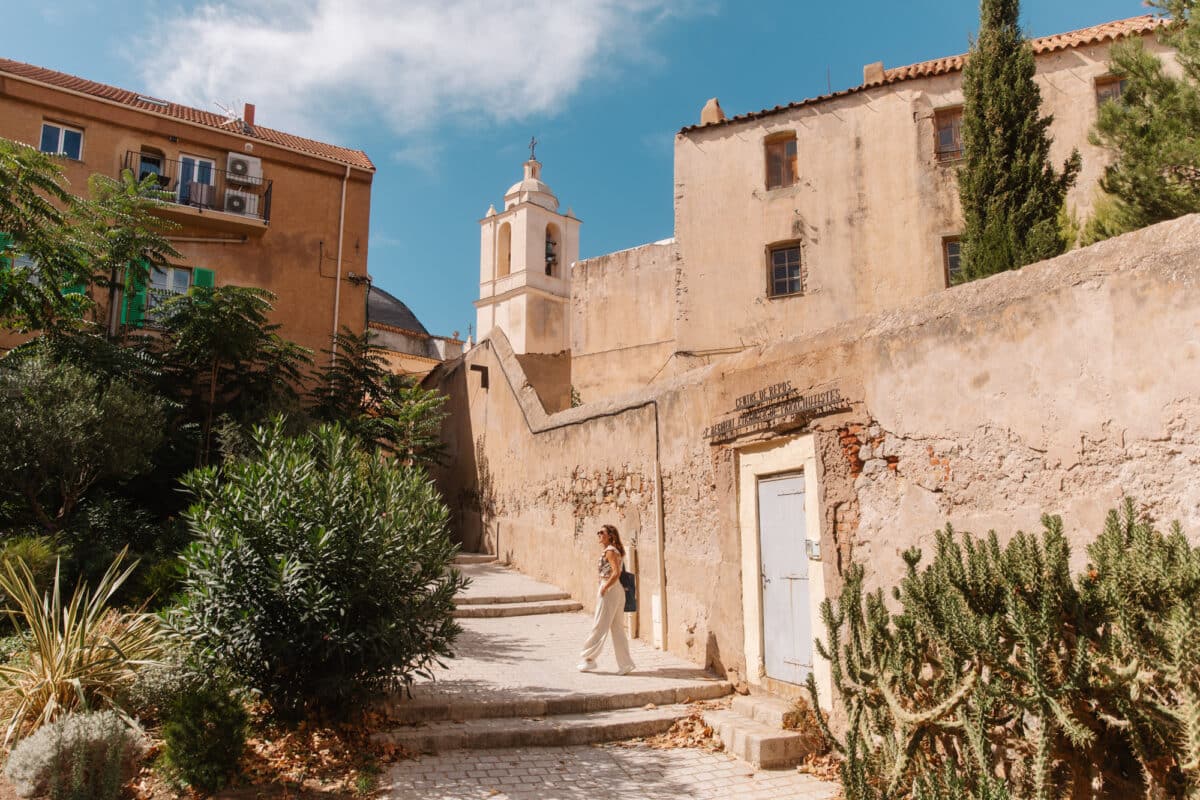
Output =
[
  {"x1": 957, "y1": 0, "x2": 1081, "y2": 283},
  {"x1": 1087, "y1": 0, "x2": 1200, "y2": 244}
]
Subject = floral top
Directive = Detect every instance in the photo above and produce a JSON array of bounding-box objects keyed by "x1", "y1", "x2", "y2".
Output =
[{"x1": 598, "y1": 545, "x2": 621, "y2": 581}]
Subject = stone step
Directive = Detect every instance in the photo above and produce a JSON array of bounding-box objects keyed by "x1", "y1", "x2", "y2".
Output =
[
  {"x1": 376, "y1": 703, "x2": 693, "y2": 754},
  {"x1": 451, "y1": 599, "x2": 582, "y2": 618},
  {"x1": 703, "y1": 708, "x2": 820, "y2": 769},
  {"x1": 383, "y1": 681, "x2": 732, "y2": 725},
  {"x1": 732, "y1": 693, "x2": 804, "y2": 729},
  {"x1": 455, "y1": 590, "x2": 571, "y2": 606},
  {"x1": 452, "y1": 553, "x2": 498, "y2": 565}
]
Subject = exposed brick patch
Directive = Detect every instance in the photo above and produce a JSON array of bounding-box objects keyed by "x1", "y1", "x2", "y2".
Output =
[{"x1": 839, "y1": 426, "x2": 865, "y2": 477}]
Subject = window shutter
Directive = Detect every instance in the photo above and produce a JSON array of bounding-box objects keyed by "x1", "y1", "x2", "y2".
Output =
[
  {"x1": 0, "y1": 234, "x2": 10, "y2": 302},
  {"x1": 192, "y1": 267, "x2": 215, "y2": 288},
  {"x1": 62, "y1": 284, "x2": 87, "y2": 296},
  {"x1": 121, "y1": 260, "x2": 148, "y2": 327}
]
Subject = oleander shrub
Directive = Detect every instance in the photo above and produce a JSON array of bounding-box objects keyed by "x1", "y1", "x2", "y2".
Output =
[
  {"x1": 4, "y1": 711, "x2": 146, "y2": 800},
  {"x1": 159, "y1": 678, "x2": 248, "y2": 793},
  {"x1": 0, "y1": 552, "x2": 168, "y2": 744},
  {"x1": 176, "y1": 420, "x2": 467, "y2": 717},
  {"x1": 809, "y1": 499, "x2": 1200, "y2": 800}
]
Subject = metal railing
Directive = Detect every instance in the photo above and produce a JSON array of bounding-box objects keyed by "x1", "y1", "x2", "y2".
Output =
[{"x1": 122, "y1": 151, "x2": 273, "y2": 223}]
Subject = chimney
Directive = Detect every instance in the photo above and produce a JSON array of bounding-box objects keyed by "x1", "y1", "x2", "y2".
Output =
[
  {"x1": 242, "y1": 102, "x2": 256, "y2": 128},
  {"x1": 863, "y1": 62, "x2": 885, "y2": 86},
  {"x1": 700, "y1": 97, "x2": 726, "y2": 126}
]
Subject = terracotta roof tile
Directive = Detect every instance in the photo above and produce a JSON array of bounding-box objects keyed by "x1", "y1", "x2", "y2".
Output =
[
  {"x1": 681, "y1": 15, "x2": 1166, "y2": 134},
  {"x1": 0, "y1": 58, "x2": 374, "y2": 170}
]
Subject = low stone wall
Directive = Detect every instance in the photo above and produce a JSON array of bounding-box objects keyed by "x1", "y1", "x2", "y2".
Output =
[{"x1": 431, "y1": 215, "x2": 1200, "y2": 687}]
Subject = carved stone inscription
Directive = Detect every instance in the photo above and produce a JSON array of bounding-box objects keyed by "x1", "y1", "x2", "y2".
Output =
[{"x1": 704, "y1": 384, "x2": 845, "y2": 443}]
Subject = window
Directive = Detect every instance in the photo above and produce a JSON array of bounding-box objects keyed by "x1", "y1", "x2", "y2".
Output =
[
  {"x1": 1095, "y1": 76, "x2": 1128, "y2": 106},
  {"x1": 39, "y1": 123, "x2": 83, "y2": 160},
  {"x1": 137, "y1": 150, "x2": 170, "y2": 188},
  {"x1": 545, "y1": 223, "x2": 560, "y2": 277},
  {"x1": 146, "y1": 266, "x2": 192, "y2": 319},
  {"x1": 768, "y1": 243, "x2": 804, "y2": 297},
  {"x1": 934, "y1": 108, "x2": 963, "y2": 162},
  {"x1": 943, "y1": 237, "x2": 962, "y2": 286},
  {"x1": 178, "y1": 155, "x2": 216, "y2": 207},
  {"x1": 497, "y1": 222, "x2": 512, "y2": 278},
  {"x1": 765, "y1": 135, "x2": 798, "y2": 189}
]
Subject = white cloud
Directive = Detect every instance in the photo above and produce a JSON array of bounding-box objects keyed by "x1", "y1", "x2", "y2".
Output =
[{"x1": 143, "y1": 0, "x2": 704, "y2": 140}]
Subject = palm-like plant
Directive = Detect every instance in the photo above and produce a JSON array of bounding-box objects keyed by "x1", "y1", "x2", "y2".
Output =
[
  {"x1": 151, "y1": 285, "x2": 311, "y2": 466},
  {"x1": 0, "y1": 550, "x2": 169, "y2": 744}
]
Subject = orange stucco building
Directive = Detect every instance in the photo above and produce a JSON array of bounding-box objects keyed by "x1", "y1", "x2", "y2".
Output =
[{"x1": 0, "y1": 58, "x2": 375, "y2": 362}]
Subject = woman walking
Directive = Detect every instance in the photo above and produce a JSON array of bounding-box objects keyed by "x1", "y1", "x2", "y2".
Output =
[{"x1": 577, "y1": 524, "x2": 636, "y2": 675}]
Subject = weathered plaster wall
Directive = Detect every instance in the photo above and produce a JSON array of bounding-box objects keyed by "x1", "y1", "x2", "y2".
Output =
[
  {"x1": 569, "y1": 241, "x2": 679, "y2": 400},
  {"x1": 515, "y1": 352, "x2": 573, "y2": 413},
  {"x1": 433, "y1": 215, "x2": 1200, "y2": 688},
  {"x1": 672, "y1": 33, "x2": 1178, "y2": 357}
]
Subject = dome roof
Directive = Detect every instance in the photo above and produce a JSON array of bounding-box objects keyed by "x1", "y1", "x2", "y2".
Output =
[
  {"x1": 368, "y1": 285, "x2": 428, "y2": 335},
  {"x1": 504, "y1": 159, "x2": 558, "y2": 211}
]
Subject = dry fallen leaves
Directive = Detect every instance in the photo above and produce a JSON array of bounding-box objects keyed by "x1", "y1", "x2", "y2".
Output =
[
  {"x1": 796, "y1": 751, "x2": 842, "y2": 782},
  {"x1": 613, "y1": 698, "x2": 731, "y2": 753},
  {"x1": 128, "y1": 706, "x2": 415, "y2": 800}
]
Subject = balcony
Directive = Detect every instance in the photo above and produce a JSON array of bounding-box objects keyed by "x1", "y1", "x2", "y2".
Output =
[{"x1": 122, "y1": 151, "x2": 273, "y2": 228}]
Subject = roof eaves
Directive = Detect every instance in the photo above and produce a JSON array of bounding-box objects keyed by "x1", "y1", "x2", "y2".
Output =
[
  {"x1": 0, "y1": 58, "x2": 375, "y2": 171},
  {"x1": 678, "y1": 14, "x2": 1165, "y2": 135}
]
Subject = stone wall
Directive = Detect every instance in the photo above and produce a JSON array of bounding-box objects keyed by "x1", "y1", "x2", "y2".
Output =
[
  {"x1": 569, "y1": 240, "x2": 679, "y2": 400},
  {"x1": 432, "y1": 215, "x2": 1200, "y2": 690},
  {"x1": 672, "y1": 31, "x2": 1178, "y2": 357}
]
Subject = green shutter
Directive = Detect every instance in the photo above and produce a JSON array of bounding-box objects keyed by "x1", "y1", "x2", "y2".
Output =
[
  {"x1": 121, "y1": 260, "x2": 148, "y2": 327},
  {"x1": 192, "y1": 267, "x2": 215, "y2": 288},
  {"x1": 0, "y1": 234, "x2": 10, "y2": 302},
  {"x1": 62, "y1": 284, "x2": 86, "y2": 296}
]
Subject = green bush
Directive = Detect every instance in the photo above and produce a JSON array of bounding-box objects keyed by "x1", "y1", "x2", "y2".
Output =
[
  {"x1": 176, "y1": 420, "x2": 468, "y2": 717},
  {"x1": 3, "y1": 711, "x2": 146, "y2": 800},
  {"x1": 160, "y1": 678, "x2": 247, "y2": 793},
  {"x1": 61, "y1": 493, "x2": 191, "y2": 609},
  {"x1": 0, "y1": 349, "x2": 164, "y2": 533},
  {"x1": 810, "y1": 500, "x2": 1200, "y2": 800},
  {"x1": 0, "y1": 536, "x2": 62, "y2": 590}
]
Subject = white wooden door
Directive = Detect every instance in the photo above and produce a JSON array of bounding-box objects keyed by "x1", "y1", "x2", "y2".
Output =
[{"x1": 757, "y1": 473, "x2": 812, "y2": 685}]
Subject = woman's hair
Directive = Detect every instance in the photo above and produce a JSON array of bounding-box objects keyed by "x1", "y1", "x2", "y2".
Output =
[{"x1": 601, "y1": 524, "x2": 625, "y2": 557}]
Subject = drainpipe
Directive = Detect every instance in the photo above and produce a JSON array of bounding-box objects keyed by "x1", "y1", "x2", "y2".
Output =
[
  {"x1": 330, "y1": 163, "x2": 351, "y2": 363},
  {"x1": 653, "y1": 403, "x2": 669, "y2": 652}
]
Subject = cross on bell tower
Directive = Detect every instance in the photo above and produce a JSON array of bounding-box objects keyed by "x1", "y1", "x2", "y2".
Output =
[{"x1": 474, "y1": 149, "x2": 581, "y2": 354}]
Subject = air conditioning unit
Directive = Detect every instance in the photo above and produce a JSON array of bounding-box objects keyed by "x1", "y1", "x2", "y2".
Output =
[
  {"x1": 225, "y1": 152, "x2": 263, "y2": 186},
  {"x1": 224, "y1": 188, "x2": 259, "y2": 216}
]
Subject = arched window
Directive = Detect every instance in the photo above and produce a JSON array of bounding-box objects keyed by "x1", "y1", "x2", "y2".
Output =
[
  {"x1": 497, "y1": 222, "x2": 512, "y2": 278},
  {"x1": 138, "y1": 146, "x2": 167, "y2": 187},
  {"x1": 545, "y1": 223, "x2": 560, "y2": 277}
]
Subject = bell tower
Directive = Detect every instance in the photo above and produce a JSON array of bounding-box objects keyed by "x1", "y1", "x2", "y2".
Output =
[{"x1": 475, "y1": 149, "x2": 580, "y2": 354}]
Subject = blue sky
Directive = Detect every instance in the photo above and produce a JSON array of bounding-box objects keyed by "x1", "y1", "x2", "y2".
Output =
[{"x1": 8, "y1": 0, "x2": 1147, "y2": 339}]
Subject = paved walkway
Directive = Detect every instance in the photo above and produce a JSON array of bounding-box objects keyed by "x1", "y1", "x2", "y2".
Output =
[
  {"x1": 383, "y1": 562, "x2": 728, "y2": 719},
  {"x1": 382, "y1": 558, "x2": 842, "y2": 799},
  {"x1": 384, "y1": 743, "x2": 841, "y2": 800}
]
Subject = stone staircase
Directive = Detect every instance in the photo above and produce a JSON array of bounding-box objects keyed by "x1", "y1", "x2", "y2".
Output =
[
  {"x1": 447, "y1": 553, "x2": 582, "y2": 618},
  {"x1": 703, "y1": 694, "x2": 823, "y2": 769},
  {"x1": 376, "y1": 553, "x2": 731, "y2": 755}
]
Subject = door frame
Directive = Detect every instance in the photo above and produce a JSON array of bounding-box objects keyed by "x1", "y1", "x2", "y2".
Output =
[{"x1": 735, "y1": 435, "x2": 832, "y2": 708}]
